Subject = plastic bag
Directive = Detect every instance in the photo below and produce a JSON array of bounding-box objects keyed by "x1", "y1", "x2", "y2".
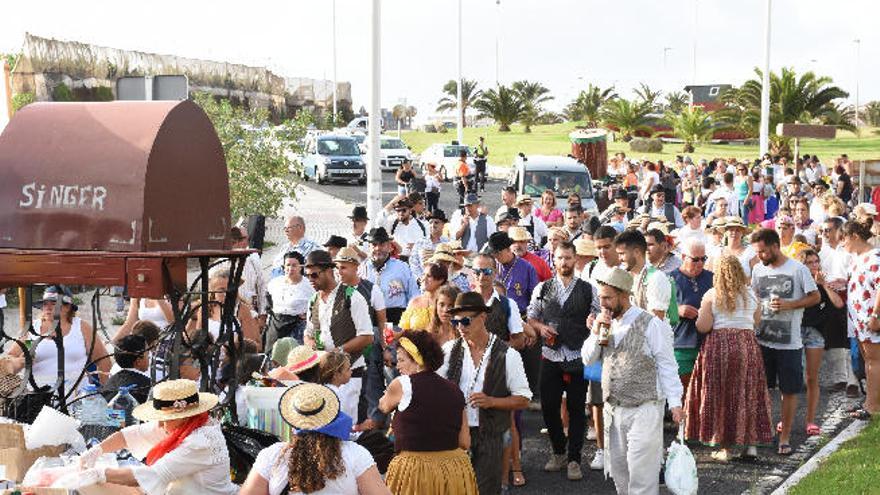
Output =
[
  {"x1": 664, "y1": 424, "x2": 698, "y2": 495},
  {"x1": 26, "y1": 405, "x2": 86, "y2": 452},
  {"x1": 22, "y1": 456, "x2": 75, "y2": 487}
]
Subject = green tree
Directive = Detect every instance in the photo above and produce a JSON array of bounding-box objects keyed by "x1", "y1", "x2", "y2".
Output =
[
  {"x1": 512, "y1": 80, "x2": 554, "y2": 133},
  {"x1": 664, "y1": 91, "x2": 689, "y2": 114},
  {"x1": 52, "y1": 83, "x2": 75, "y2": 102},
  {"x1": 473, "y1": 85, "x2": 526, "y2": 132},
  {"x1": 818, "y1": 102, "x2": 856, "y2": 133},
  {"x1": 436, "y1": 79, "x2": 482, "y2": 126},
  {"x1": 864, "y1": 101, "x2": 880, "y2": 127},
  {"x1": 12, "y1": 92, "x2": 35, "y2": 113},
  {"x1": 564, "y1": 84, "x2": 617, "y2": 126},
  {"x1": 193, "y1": 92, "x2": 307, "y2": 219},
  {"x1": 600, "y1": 99, "x2": 652, "y2": 141},
  {"x1": 405, "y1": 105, "x2": 418, "y2": 128},
  {"x1": 634, "y1": 83, "x2": 663, "y2": 112},
  {"x1": 392, "y1": 104, "x2": 407, "y2": 129},
  {"x1": 662, "y1": 106, "x2": 715, "y2": 152}
]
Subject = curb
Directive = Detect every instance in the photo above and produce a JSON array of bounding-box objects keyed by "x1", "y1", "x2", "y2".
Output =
[{"x1": 768, "y1": 418, "x2": 868, "y2": 494}]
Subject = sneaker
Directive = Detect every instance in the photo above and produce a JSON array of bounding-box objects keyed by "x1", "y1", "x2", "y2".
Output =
[
  {"x1": 544, "y1": 454, "x2": 567, "y2": 472},
  {"x1": 567, "y1": 461, "x2": 583, "y2": 481},
  {"x1": 586, "y1": 426, "x2": 597, "y2": 441},
  {"x1": 589, "y1": 450, "x2": 604, "y2": 470}
]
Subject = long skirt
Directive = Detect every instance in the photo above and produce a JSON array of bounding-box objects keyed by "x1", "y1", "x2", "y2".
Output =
[
  {"x1": 385, "y1": 449, "x2": 479, "y2": 495},
  {"x1": 685, "y1": 328, "x2": 773, "y2": 447}
]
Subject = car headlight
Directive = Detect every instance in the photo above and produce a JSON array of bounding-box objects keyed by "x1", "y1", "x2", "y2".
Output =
[{"x1": 323, "y1": 157, "x2": 333, "y2": 164}]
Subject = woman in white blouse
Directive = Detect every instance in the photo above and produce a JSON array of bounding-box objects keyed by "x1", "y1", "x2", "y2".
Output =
[
  {"x1": 77, "y1": 379, "x2": 238, "y2": 495},
  {"x1": 240, "y1": 383, "x2": 390, "y2": 495}
]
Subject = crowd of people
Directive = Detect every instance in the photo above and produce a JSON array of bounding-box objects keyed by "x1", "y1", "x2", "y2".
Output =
[{"x1": 4, "y1": 150, "x2": 878, "y2": 495}]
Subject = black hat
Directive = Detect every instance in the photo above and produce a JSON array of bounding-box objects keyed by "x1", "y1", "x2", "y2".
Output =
[
  {"x1": 483, "y1": 231, "x2": 513, "y2": 255},
  {"x1": 427, "y1": 209, "x2": 449, "y2": 222},
  {"x1": 304, "y1": 250, "x2": 336, "y2": 268},
  {"x1": 449, "y1": 291, "x2": 491, "y2": 314},
  {"x1": 349, "y1": 206, "x2": 369, "y2": 221},
  {"x1": 613, "y1": 189, "x2": 629, "y2": 200},
  {"x1": 649, "y1": 184, "x2": 665, "y2": 196},
  {"x1": 363, "y1": 227, "x2": 393, "y2": 244},
  {"x1": 496, "y1": 211, "x2": 516, "y2": 224},
  {"x1": 323, "y1": 235, "x2": 348, "y2": 249}
]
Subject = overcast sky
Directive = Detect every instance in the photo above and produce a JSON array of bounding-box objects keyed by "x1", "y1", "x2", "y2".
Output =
[{"x1": 2, "y1": 0, "x2": 876, "y2": 117}]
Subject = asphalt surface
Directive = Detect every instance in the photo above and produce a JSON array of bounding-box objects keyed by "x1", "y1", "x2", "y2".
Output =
[{"x1": 302, "y1": 178, "x2": 860, "y2": 494}]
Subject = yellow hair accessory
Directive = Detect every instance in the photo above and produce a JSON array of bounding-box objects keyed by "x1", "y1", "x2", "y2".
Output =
[{"x1": 398, "y1": 337, "x2": 424, "y2": 367}]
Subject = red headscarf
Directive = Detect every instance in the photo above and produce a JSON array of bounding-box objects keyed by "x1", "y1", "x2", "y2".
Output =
[{"x1": 145, "y1": 412, "x2": 210, "y2": 466}]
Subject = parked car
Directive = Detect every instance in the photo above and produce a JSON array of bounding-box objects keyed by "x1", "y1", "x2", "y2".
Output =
[
  {"x1": 347, "y1": 116, "x2": 385, "y2": 131},
  {"x1": 418, "y1": 142, "x2": 473, "y2": 182},
  {"x1": 366, "y1": 136, "x2": 413, "y2": 171},
  {"x1": 507, "y1": 154, "x2": 598, "y2": 215},
  {"x1": 300, "y1": 134, "x2": 366, "y2": 184}
]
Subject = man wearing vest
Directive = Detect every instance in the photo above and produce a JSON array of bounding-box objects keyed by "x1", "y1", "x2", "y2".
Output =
[
  {"x1": 614, "y1": 229, "x2": 673, "y2": 322},
  {"x1": 474, "y1": 136, "x2": 489, "y2": 192},
  {"x1": 582, "y1": 267, "x2": 683, "y2": 495},
  {"x1": 639, "y1": 185, "x2": 684, "y2": 228},
  {"x1": 358, "y1": 227, "x2": 420, "y2": 325},
  {"x1": 438, "y1": 292, "x2": 532, "y2": 495},
  {"x1": 515, "y1": 195, "x2": 549, "y2": 248},
  {"x1": 385, "y1": 198, "x2": 427, "y2": 261},
  {"x1": 334, "y1": 246, "x2": 389, "y2": 431},
  {"x1": 527, "y1": 241, "x2": 600, "y2": 482},
  {"x1": 303, "y1": 250, "x2": 374, "y2": 423},
  {"x1": 453, "y1": 193, "x2": 496, "y2": 253}
]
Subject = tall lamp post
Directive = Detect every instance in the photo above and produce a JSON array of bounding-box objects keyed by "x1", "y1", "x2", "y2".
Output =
[
  {"x1": 691, "y1": 0, "x2": 698, "y2": 84},
  {"x1": 366, "y1": 0, "x2": 383, "y2": 223},
  {"x1": 331, "y1": 0, "x2": 338, "y2": 122},
  {"x1": 456, "y1": 0, "x2": 464, "y2": 143},
  {"x1": 495, "y1": 0, "x2": 502, "y2": 85},
  {"x1": 758, "y1": 0, "x2": 773, "y2": 157},
  {"x1": 854, "y1": 38, "x2": 861, "y2": 136}
]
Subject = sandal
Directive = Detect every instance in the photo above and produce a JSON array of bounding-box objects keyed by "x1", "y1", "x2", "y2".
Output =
[
  {"x1": 805, "y1": 423, "x2": 821, "y2": 436},
  {"x1": 777, "y1": 444, "x2": 793, "y2": 456},
  {"x1": 849, "y1": 409, "x2": 872, "y2": 420},
  {"x1": 511, "y1": 470, "x2": 526, "y2": 487}
]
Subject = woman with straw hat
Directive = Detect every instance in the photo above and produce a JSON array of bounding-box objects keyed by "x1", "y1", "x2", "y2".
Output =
[
  {"x1": 268, "y1": 345, "x2": 325, "y2": 383},
  {"x1": 715, "y1": 216, "x2": 758, "y2": 278},
  {"x1": 240, "y1": 383, "x2": 391, "y2": 495},
  {"x1": 379, "y1": 329, "x2": 477, "y2": 494},
  {"x1": 77, "y1": 379, "x2": 238, "y2": 494}
]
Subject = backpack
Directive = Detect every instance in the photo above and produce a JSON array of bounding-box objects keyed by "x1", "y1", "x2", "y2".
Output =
[
  {"x1": 391, "y1": 218, "x2": 426, "y2": 237},
  {"x1": 646, "y1": 265, "x2": 679, "y2": 326}
]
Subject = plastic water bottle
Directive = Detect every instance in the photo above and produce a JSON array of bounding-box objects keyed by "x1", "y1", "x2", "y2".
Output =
[
  {"x1": 107, "y1": 385, "x2": 140, "y2": 428},
  {"x1": 77, "y1": 384, "x2": 110, "y2": 426}
]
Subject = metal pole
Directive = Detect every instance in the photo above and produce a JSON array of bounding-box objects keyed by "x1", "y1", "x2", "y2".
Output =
[
  {"x1": 663, "y1": 47, "x2": 672, "y2": 71},
  {"x1": 495, "y1": 0, "x2": 501, "y2": 85},
  {"x1": 759, "y1": 0, "x2": 773, "y2": 156},
  {"x1": 457, "y1": 0, "x2": 464, "y2": 143},
  {"x1": 854, "y1": 39, "x2": 861, "y2": 137},
  {"x1": 332, "y1": 0, "x2": 338, "y2": 124},
  {"x1": 691, "y1": 0, "x2": 698, "y2": 84},
  {"x1": 367, "y1": 0, "x2": 383, "y2": 223}
]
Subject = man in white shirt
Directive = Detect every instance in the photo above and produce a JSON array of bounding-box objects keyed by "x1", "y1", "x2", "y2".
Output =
[
  {"x1": 438, "y1": 292, "x2": 531, "y2": 495},
  {"x1": 385, "y1": 199, "x2": 427, "y2": 258},
  {"x1": 516, "y1": 195, "x2": 548, "y2": 248},
  {"x1": 452, "y1": 193, "x2": 497, "y2": 253},
  {"x1": 614, "y1": 229, "x2": 672, "y2": 321},
  {"x1": 582, "y1": 267, "x2": 683, "y2": 495},
  {"x1": 639, "y1": 185, "x2": 684, "y2": 228}
]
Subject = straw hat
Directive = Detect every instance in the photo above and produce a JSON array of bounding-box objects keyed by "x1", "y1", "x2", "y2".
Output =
[
  {"x1": 515, "y1": 194, "x2": 534, "y2": 205},
  {"x1": 547, "y1": 226, "x2": 569, "y2": 241},
  {"x1": 595, "y1": 266, "x2": 634, "y2": 293},
  {"x1": 857, "y1": 203, "x2": 878, "y2": 217},
  {"x1": 286, "y1": 345, "x2": 325, "y2": 374},
  {"x1": 646, "y1": 222, "x2": 671, "y2": 236},
  {"x1": 574, "y1": 238, "x2": 597, "y2": 257},
  {"x1": 333, "y1": 246, "x2": 361, "y2": 264},
  {"x1": 430, "y1": 243, "x2": 459, "y2": 264},
  {"x1": 508, "y1": 226, "x2": 532, "y2": 242},
  {"x1": 132, "y1": 379, "x2": 219, "y2": 422},
  {"x1": 709, "y1": 217, "x2": 728, "y2": 232},
  {"x1": 279, "y1": 383, "x2": 341, "y2": 431},
  {"x1": 723, "y1": 216, "x2": 748, "y2": 230}
]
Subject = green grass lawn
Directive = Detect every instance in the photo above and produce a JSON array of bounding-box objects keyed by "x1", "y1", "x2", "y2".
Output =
[
  {"x1": 386, "y1": 123, "x2": 880, "y2": 168},
  {"x1": 789, "y1": 418, "x2": 880, "y2": 495}
]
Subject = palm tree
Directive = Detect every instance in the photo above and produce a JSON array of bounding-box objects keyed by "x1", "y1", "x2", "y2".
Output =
[
  {"x1": 818, "y1": 102, "x2": 856, "y2": 133},
  {"x1": 664, "y1": 91, "x2": 689, "y2": 114},
  {"x1": 864, "y1": 101, "x2": 880, "y2": 127},
  {"x1": 663, "y1": 106, "x2": 715, "y2": 152},
  {"x1": 405, "y1": 105, "x2": 418, "y2": 128},
  {"x1": 600, "y1": 99, "x2": 652, "y2": 141},
  {"x1": 391, "y1": 104, "x2": 407, "y2": 129},
  {"x1": 473, "y1": 85, "x2": 526, "y2": 132},
  {"x1": 715, "y1": 86, "x2": 761, "y2": 137},
  {"x1": 564, "y1": 84, "x2": 617, "y2": 126},
  {"x1": 634, "y1": 83, "x2": 663, "y2": 112},
  {"x1": 436, "y1": 79, "x2": 482, "y2": 127},
  {"x1": 512, "y1": 80, "x2": 554, "y2": 133}
]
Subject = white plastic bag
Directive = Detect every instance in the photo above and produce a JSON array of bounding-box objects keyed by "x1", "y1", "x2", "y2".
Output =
[
  {"x1": 665, "y1": 424, "x2": 698, "y2": 495},
  {"x1": 25, "y1": 405, "x2": 86, "y2": 452}
]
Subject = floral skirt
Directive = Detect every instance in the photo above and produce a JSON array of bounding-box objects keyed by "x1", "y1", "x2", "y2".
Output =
[
  {"x1": 685, "y1": 328, "x2": 773, "y2": 447},
  {"x1": 385, "y1": 449, "x2": 478, "y2": 495}
]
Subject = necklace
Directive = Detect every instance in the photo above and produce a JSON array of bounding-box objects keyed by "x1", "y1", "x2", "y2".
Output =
[
  {"x1": 465, "y1": 334, "x2": 496, "y2": 403},
  {"x1": 498, "y1": 260, "x2": 516, "y2": 286}
]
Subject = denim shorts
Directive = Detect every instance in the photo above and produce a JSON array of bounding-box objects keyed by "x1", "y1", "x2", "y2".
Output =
[
  {"x1": 761, "y1": 345, "x2": 804, "y2": 394},
  {"x1": 801, "y1": 326, "x2": 825, "y2": 349}
]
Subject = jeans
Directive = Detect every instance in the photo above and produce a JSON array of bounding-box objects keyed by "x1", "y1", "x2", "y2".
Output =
[
  {"x1": 740, "y1": 198, "x2": 751, "y2": 224},
  {"x1": 540, "y1": 359, "x2": 586, "y2": 463}
]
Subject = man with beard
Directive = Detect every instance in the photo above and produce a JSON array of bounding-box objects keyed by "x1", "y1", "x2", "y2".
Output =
[
  {"x1": 358, "y1": 227, "x2": 420, "y2": 325},
  {"x1": 646, "y1": 226, "x2": 682, "y2": 275},
  {"x1": 582, "y1": 267, "x2": 683, "y2": 495},
  {"x1": 615, "y1": 229, "x2": 672, "y2": 322},
  {"x1": 527, "y1": 241, "x2": 598, "y2": 481},
  {"x1": 409, "y1": 209, "x2": 450, "y2": 280},
  {"x1": 495, "y1": 186, "x2": 520, "y2": 223},
  {"x1": 386, "y1": 199, "x2": 428, "y2": 261},
  {"x1": 508, "y1": 227, "x2": 552, "y2": 282},
  {"x1": 564, "y1": 206, "x2": 587, "y2": 241}
]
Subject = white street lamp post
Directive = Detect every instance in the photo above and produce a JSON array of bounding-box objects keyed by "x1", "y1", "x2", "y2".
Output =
[
  {"x1": 691, "y1": 0, "x2": 698, "y2": 84},
  {"x1": 332, "y1": 0, "x2": 338, "y2": 123},
  {"x1": 457, "y1": 0, "x2": 464, "y2": 143},
  {"x1": 367, "y1": 0, "x2": 383, "y2": 223},
  {"x1": 854, "y1": 38, "x2": 861, "y2": 136},
  {"x1": 495, "y1": 0, "x2": 501, "y2": 85},
  {"x1": 759, "y1": 0, "x2": 773, "y2": 157}
]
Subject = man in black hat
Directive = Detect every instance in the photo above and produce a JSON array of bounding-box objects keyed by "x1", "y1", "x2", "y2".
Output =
[
  {"x1": 322, "y1": 235, "x2": 348, "y2": 260},
  {"x1": 304, "y1": 250, "x2": 373, "y2": 419},
  {"x1": 358, "y1": 227, "x2": 420, "y2": 325},
  {"x1": 439, "y1": 291, "x2": 532, "y2": 495},
  {"x1": 385, "y1": 198, "x2": 427, "y2": 260},
  {"x1": 409, "y1": 209, "x2": 451, "y2": 280},
  {"x1": 494, "y1": 186, "x2": 520, "y2": 224},
  {"x1": 453, "y1": 193, "x2": 496, "y2": 253},
  {"x1": 638, "y1": 185, "x2": 683, "y2": 228},
  {"x1": 600, "y1": 188, "x2": 635, "y2": 225}
]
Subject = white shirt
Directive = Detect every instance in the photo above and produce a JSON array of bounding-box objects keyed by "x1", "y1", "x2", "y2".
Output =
[
  {"x1": 819, "y1": 244, "x2": 850, "y2": 283},
  {"x1": 425, "y1": 174, "x2": 442, "y2": 192},
  {"x1": 518, "y1": 213, "x2": 548, "y2": 242},
  {"x1": 267, "y1": 276, "x2": 315, "y2": 316},
  {"x1": 636, "y1": 265, "x2": 672, "y2": 315},
  {"x1": 254, "y1": 441, "x2": 375, "y2": 495},
  {"x1": 451, "y1": 212, "x2": 497, "y2": 252},
  {"x1": 809, "y1": 198, "x2": 827, "y2": 225},
  {"x1": 487, "y1": 290, "x2": 523, "y2": 336},
  {"x1": 240, "y1": 251, "x2": 267, "y2": 314},
  {"x1": 386, "y1": 217, "x2": 427, "y2": 255},
  {"x1": 708, "y1": 187, "x2": 738, "y2": 215},
  {"x1": 123, "y1": 420, "x2": 238, "y2": 495},
  {"x1": 438, "y1": 334, "x2": 533, "y2": 427},
  {"x1": 305, "y1": 284, "x2": 374, "y2": 368},
  {"x1": 708, "y1": 288, "x2": 758, "y2": 329},
  {"x1": 582, "y1": 306, "x2": 683, "y2": 408}
]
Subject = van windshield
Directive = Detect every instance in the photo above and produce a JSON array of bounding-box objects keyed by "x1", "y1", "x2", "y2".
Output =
[
  {"x1": 523, "y1": 171, "x2": 592, "y2": 198},
  {"x1": 443, "y1": 145, "x2": 472, "y2": 158},
  {"x1": 317, "y1": 139, "x2": 360, "y2": 156},
  {"x1": 381, "y1": 139, "x2": 406, "y2": 149}
]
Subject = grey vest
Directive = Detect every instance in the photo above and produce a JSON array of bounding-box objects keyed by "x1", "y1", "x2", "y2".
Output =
[
  {"x1": 460, "y1": 214, "x2": 490, "y2": 251},
  {"x1": 602, "y1": 310, "x2": 658, "y2": 407}
]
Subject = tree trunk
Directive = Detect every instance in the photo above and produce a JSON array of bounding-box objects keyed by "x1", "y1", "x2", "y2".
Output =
[
  {"x1": 682, "y1": 142, "x2": 695, "y2": 153},
  {"x1": 524, "y1": 125, "x2": 532, "y2": 133},
  {"x1": 499, "y1": 123, "x2": 511, "y2": 132}
]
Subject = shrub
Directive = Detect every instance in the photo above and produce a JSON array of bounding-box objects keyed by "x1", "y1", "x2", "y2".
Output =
[
  {"x1": 422, "y1": 124, "x2": 437, "y2": 133},
  {"x1": 52, "y1": 83, "x2": 74, "y2": 102},
  {"x1": 12, "y1": 92, "x2": 35, "y2": 112},
  {"x1": 629, "y1": 137, "x2": 663, "y2": 153}
]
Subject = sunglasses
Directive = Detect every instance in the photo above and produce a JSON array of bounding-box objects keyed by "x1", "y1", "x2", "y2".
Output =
[
  {"x1": 685, "y1": 255, "x2": 708, "y2": 262},
  {"x1": 473, "y1": 268, "x2": 494, "y2": 276},
  {"x1": 305, "y1": 269, "x2": 327, "y2": 279},
  {"x1": 451, "y1": 316, "x2": 474, "y2": 327}
]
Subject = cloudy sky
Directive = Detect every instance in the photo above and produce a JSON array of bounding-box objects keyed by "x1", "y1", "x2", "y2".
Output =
[{"x1": 2, "y1": 0, "x2": 876, "y2": 117}]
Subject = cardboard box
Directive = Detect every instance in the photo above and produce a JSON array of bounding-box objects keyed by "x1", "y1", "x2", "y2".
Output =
[{"x1": 0, "y1": 424, "x2": 65, "y2": 483}]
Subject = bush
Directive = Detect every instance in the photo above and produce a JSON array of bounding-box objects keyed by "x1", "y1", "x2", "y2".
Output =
[
  {"x1": 629, "y1": 137, "x2": 663, "y2": 153},
  {"x1": 12, "y1": 92, "x2": 35, "y2": 112},
  {"x1": 422, "y1": 124, "x2": 437, "y2": 133},
  {"x1": 52, "y1": 83, "x2": 74, "y2": 102}
]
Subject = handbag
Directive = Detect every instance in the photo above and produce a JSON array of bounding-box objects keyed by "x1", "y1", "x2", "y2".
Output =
[
  {"x1": 583, "y1": 362, "x2": 602, "y2": 382},
  {"x1": 223, "y1": 424, "x2": 281, "y2": 483}
]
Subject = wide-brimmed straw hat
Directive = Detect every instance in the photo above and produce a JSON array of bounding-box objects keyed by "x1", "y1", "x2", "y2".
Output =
[
  {"x1": 132, "y1": 379, "x2": 219, "y2": 422},
  {"x1": 723, "y1": 216, "x2": 748, "y2": 230},
  {"x1": 508, "y1": 226, "x2": 532, "y2": 242},
  {"x1": 279, "y1": 383, "x2": 341, "y2": 431},
  {"x1": 286, "y1": 345, "x2": 325, "y2": 374},
  {"x1": 333, "y1": 246, "x2": 361, "y2": 265},
  {"x1": 574, "y1": 238, "x2": 597, "y2": 257},
  {"x1": 515, "y1": 194, "x2": 534, "y2": 205},
  {"x1": 430, "y1": 243, "x2": 459, "y2": 264}
]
